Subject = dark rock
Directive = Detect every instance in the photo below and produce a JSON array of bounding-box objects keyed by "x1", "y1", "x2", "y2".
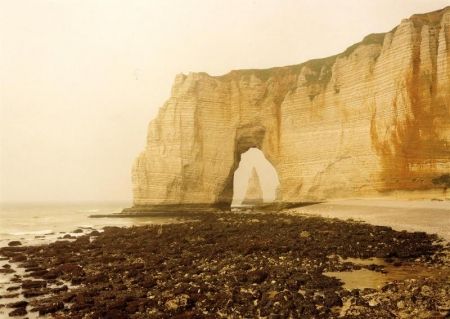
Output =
[
  {"x1": 42, "y1": 270, "x2": 58, "y2": 280},
  {"x1": 23, "y1": 288, "x2": 49, "y2": 298},
  {"x1": 21, "y1": 280, "x2": 47, "y2": 289},
  {"x1": 248, "y1": 270, "x2": 269, "y2": 284},
  {"x1": 8, "y1": 241, "x2": 21, "y2": 247},
  {"x1": 323, "y1": 291, "x2": 342, "y2": 308},
  {"x1": 29, "y1": 269, "x2": 49, "y2": 277},
  {"x1": 21, "y1": 262, "x2": 38, "y2": 269},
  {"x1": 7, "y1": 301, "x2": 28, "y2": 308},
  {"x1": 1, "y1": 293, "x2": 20, "y2": 298},
  {"x1": 71, "y1": 277, "x2": 83, "y2": 285},
  {"x1": 11, "y1": 254, "x2": 26, "y2": 262},
  {"x1": 36, "y1": 301, "x2": 64, "y2": 315},
  {"x1": 141, "y1": 278, "x2": 157, "y2": 288},
  {"x1": 24, "y1": 266, "x2": 44, "y2": 272},
  {"x1": 56, "y1": 263, "x2": 84, "y2": 276},
  {"x1": 74, "y1": 236, "x2": 90, "y2": 245},
  {"x1": 51, "y1": 285, "x2": 68, "y2": 293},
  {"x1": 8, "y1": 307, "x2": 27, "y2": 317},
  {"x1": 62, "y1": 293, "x2": 76, "y2": 303}
]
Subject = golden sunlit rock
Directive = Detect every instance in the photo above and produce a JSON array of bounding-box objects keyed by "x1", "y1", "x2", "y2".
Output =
[{"x1": 132, "y1": 7, "x2": 450, "y2": 208}]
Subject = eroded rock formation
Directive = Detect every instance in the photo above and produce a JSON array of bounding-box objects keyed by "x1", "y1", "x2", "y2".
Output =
[
  {"x1": 132, "y1": 7, "x2": 450, "y2": 208},
  {"x1": 242, "y1": 168, "x2": 264, "y2": 206}
]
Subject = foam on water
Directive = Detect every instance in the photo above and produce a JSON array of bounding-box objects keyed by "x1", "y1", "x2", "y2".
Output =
[
  {"x1": 7, "y1": 230, "x2": 53, "y2": 236},
  {"x1": 0, "y1": 202, "x2": 177, "y2": 246}
]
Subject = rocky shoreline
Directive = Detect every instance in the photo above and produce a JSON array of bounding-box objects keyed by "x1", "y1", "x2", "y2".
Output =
[{"x1": 0, "y1": 211, "x2": 449, "y2": 318}]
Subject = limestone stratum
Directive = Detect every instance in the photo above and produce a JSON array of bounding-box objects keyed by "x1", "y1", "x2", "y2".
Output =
[{"x1": 131, "y1": 7, "x2": 450, "y2": 209}]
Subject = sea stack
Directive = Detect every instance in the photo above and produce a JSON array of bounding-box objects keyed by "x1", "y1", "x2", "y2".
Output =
[{"x1": 242, "y1": 168, "x2": 264, "y2": 206}]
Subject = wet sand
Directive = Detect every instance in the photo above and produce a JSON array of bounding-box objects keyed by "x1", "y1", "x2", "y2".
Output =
[
  {"x1": 0, "y1": 211, "x2": 449, "y2": 318},
  {"x1": 290, "y1": 199, "x2": 450, "y2": 242}
]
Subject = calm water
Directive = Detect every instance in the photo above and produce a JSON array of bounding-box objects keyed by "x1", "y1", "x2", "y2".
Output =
[
  {"x1": 324, "y1": 257, "x2": 447, "y2": 290},
  {"x1": 0, "y1": 202, "x2": 177, "y2": 247}
]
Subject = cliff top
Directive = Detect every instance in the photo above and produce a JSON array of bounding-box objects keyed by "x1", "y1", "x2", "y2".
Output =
[{"x1": 183, "y1": 6, "x2": 449, "y2": 84}]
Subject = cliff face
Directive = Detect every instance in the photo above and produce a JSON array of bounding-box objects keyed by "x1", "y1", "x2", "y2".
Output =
[
  {"x1": 132, "y1": 7, "x2": 450, "y2": 207},
  {"x1": 241, "y1": 168, "x2": 264, "y2": 206}
]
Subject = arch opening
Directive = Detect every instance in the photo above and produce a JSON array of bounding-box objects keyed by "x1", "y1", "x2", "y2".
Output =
[{"x1": 231, "y1": 148, "x2": 280, "y2": 207}]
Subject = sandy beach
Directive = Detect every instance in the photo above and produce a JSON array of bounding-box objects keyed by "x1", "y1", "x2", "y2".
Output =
[{"x1": 290, "y1": 199, "x2": 450, "y2": 242}]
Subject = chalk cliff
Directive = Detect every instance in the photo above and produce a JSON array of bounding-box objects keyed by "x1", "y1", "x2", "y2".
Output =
[
  {"x1": 132, "y1": 7, "x2": 450, "y2": 208},
  {"x1": 242, "y1": 168, "x2": 264, "y2": 206}
]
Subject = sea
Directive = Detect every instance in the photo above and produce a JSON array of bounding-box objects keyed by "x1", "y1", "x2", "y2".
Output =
[
  {"x1": 0, "y1": 202, "x2": 177, "y2": 247},
  {"x1": 0, "y1": 202, "x2": 182, "y2": 318}
]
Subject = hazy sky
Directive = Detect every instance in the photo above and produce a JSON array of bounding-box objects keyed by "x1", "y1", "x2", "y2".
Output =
[{"x1": 1, "y1": 0, "x2": 449, "y2": 203}]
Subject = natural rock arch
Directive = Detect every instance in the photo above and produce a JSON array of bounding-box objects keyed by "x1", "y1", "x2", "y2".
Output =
[
  {"x1": 130, "y1": 8, "x2": 450, "y2": 211},
  {"x1": 232, "y1": 148, "x2": 280, "y2": 206},
  {"x1": 215, "y1": 124, "x2": 280, "y2": 206},
  {"x1": 132, "y1": 89, "x2": 286, "y2": 208}
]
